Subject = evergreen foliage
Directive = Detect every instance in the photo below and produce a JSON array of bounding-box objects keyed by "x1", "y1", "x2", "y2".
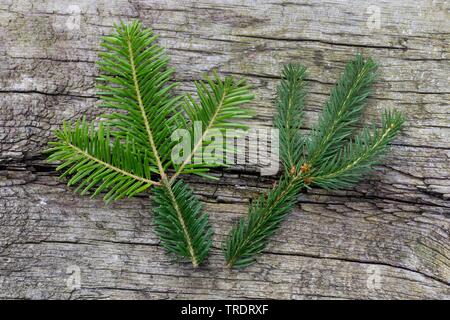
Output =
[
  {"x1": 47, "y1": 20, "x2": 254, "y2": 267},
  {"x1": 225, "y1": 55, "x2": 404, "y2": 268}
]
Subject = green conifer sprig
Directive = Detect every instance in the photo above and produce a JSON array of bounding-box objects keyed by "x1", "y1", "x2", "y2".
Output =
[
  {"x1": 306, "y1": 55, "x2": 378, "y2": 168},
  {"x1": 274, "y1": 64, "x2": 308, "y2": 170},
  {"x1": 46, "y1": 20, "x2": 254, "y2": 268},
  {"x1": 171, "y1": 73, "x2": 254, "y2": 182},
  {"x1": 153, "y1": 179, "x2": 213, "y2": 266},
  {"x1": 225, "y1": 54, "x2": 404, "y2": 268},
  {"x1": 224, "y1": 174, "x2": 305, "y2": 268},
  {"x1": 46, "y1": 119, "x2": 157, "y2": 203}
]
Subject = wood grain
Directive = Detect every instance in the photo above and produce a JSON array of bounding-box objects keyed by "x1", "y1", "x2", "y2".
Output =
[{"x1": 0, "y1": 0, "x2": 449, "y2": 299}]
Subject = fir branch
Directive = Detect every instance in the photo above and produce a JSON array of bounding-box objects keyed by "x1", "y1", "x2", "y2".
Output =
[
  {"x1": 46, "y1": 119, "x2": 158, "y2": 204},
  {"x1": 46, "y1": 20, "x2": 254, "y2": 268},
  {"x1": 97, "y1": 20, "x2": 182, "y2": 173},
  {"x1": 153, "y1": 179, "x2": 213, "y2": 267},
  {"x1": 224, "y1": 55, "x2": 404, "y2": 268},
  {"x1": 170, "y1": 72, "x2": 254, "y2": 183}
]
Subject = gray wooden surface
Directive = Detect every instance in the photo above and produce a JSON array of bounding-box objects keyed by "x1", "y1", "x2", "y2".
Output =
[{"x1": 0, "y1": 0, "x2": 449, "y2": 299}]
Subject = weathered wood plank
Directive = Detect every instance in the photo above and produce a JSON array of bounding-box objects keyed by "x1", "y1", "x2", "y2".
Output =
[
  {"x1": 0, "y1": 169, "x2": 449, "y2": 299},
  {"x1": 0, "y1": 0, "x2": 449, "y2": 299}
]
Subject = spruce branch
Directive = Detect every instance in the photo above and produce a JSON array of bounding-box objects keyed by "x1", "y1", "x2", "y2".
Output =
[
  {"x1": 306, "y1": 54, "x2": 378, "y2": 168},
  {"x1": 46, "y1": 20, "x2": 253, "y2": 268},
  {"x1": 311, "y1": 110, "x2": 404, "y2": 190},
  {"x1": 274, "y1": 63, "x2": 308, "y2": 171},
  {"x1": 224, "y1": 55, "x2": 404, "y2": 268},
  {"x1": 225, "y1": 174, "x2": 304, "y2": 268}
]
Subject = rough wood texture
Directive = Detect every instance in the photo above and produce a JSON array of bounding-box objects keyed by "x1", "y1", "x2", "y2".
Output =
[{"x1": 0, "y1": 0, "x2": 449, "y2": 299}]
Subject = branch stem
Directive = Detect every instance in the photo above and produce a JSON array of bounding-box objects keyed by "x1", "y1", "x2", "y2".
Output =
[
  {"x1": 67, "y1": 142, "x2": 160, "y2": 186},
  {"x1": 161, "y1": 178, "x2": 199, "y2": 268},
  {"x1": 169, "y1": 87, "x2": 228, "y2": 184},
  {"x1": 127, "y1": 37, "x2": 167, "y2": 180}
]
